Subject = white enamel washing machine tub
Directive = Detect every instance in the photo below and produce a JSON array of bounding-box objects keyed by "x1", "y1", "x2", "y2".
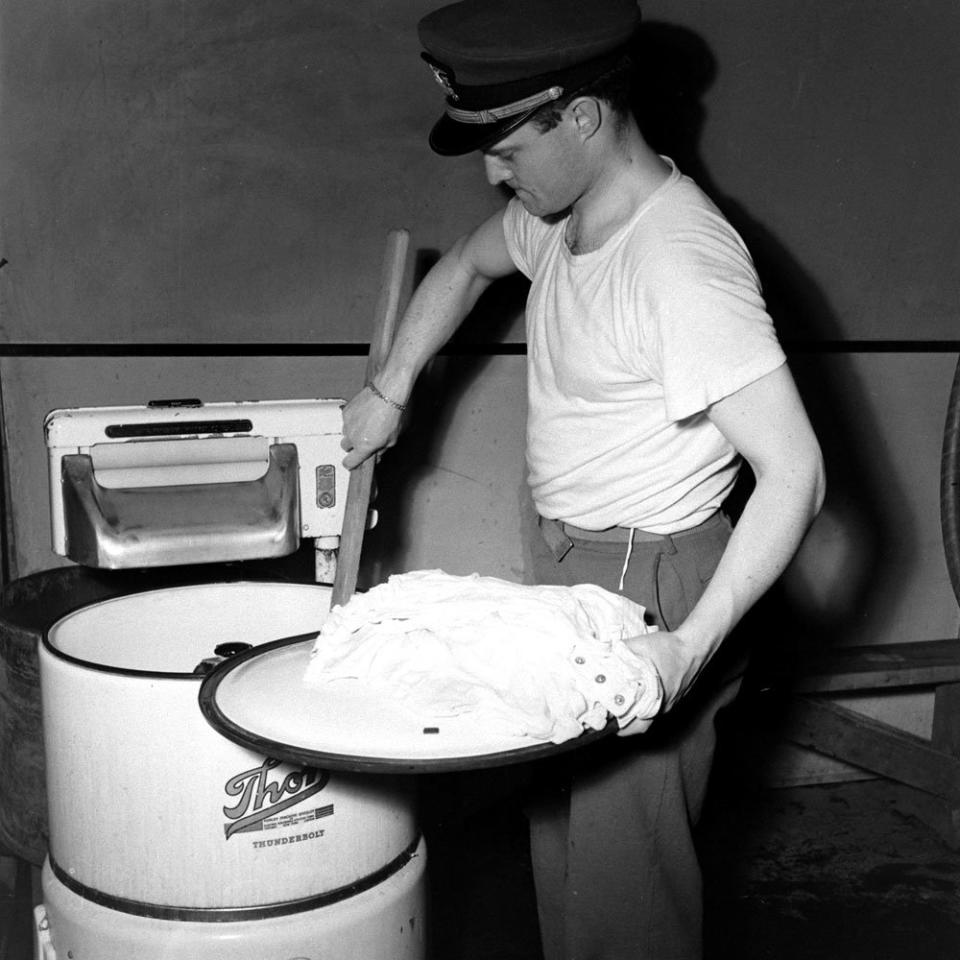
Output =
[{"x1": 34, "y1": 581, "x2": 427, "y2": 960}]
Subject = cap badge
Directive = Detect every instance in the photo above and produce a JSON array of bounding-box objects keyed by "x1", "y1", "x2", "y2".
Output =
[{"x1": 422, "y1": 54, "x2": 459, "y2": 101}]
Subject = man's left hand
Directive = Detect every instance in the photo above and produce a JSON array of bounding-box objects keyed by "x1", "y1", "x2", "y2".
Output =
[{"x1": 616, "y1": 631, "x2": 707, "y2": 737}]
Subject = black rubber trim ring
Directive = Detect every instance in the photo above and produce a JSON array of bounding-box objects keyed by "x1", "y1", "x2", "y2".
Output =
[
  {"x1": 198, "y1": 634, "x2": 617, "y2": 774},
  {"x1": 48, "y1": 834, "x2": 422, "y2": 923}
]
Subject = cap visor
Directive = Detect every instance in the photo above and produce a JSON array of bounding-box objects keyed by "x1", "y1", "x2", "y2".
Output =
[{"x1": 428, "y1": 110, "x2": 537, "y2": 156}]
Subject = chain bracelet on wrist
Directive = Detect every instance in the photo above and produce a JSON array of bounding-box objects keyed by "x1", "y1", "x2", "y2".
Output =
[{"x1": 367, "y1": 381, "x2": 407, "y2": 412}]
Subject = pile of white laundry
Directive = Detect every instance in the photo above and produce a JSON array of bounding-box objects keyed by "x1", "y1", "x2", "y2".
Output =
[{"x1": 304, "y1": 570, "x2": 663, "y2": 744}]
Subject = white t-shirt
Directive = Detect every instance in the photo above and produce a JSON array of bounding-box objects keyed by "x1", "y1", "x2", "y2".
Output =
[{"x1": 502, "y1": 158, "x2": 786, "y2": 534}]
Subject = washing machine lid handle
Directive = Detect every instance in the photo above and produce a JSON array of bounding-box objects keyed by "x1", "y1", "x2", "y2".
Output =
[{"x1": 59, "y1": 443, "x2": 300, "y2": 568}]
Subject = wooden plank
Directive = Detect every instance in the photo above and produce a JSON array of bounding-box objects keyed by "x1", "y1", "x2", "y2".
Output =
[
  {"x1": 933, "y1": 682, "x2": 960, "y2": 757},
  {"x1": 931, "y1": 683, "x2": 960, "y2": 847},
  {"x1": 761, "y1": 767, "x2": 876, "y2": 790},
  {"x1": 784, "y1": 695, "x2": 960, "y2": 802},
  {"x1": 793, "y1": 639, "x2": 960, "y2": 693}
]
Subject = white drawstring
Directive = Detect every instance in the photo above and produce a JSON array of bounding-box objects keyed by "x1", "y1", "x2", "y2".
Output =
[{"x1": 618, "y1": 528, "x2": 636, "y2": 592}]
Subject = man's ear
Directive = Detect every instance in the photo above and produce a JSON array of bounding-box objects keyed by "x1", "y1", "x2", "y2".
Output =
[{"x1": 568, "y1": 97, "x2": 603, "y2": 141}]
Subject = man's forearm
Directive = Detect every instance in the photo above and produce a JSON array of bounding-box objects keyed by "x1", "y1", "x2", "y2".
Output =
[
  {"x1": 375, "y1": 237, "x2": 495, "y2": 403},
  {"x1": 340, "y1": 232, "x2": 503, "y2": 468},
  {"x1": 675, "y1": 459, "x2": 825, "y2": 662},
  {"x1": 621, "y1": 460, "x2": 824, "y2": 723},
  {"x1": 341, "y1": 210, "x2": 515, "y2": 468}
]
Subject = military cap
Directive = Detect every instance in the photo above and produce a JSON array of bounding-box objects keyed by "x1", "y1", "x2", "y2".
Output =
[{"x1": 418, "y1": 0, "x2": 641, "y2": 156}]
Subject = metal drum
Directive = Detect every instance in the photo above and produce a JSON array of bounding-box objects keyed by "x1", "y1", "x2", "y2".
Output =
[{"x1": 37, "y1": 581, "x2": 426, "y2": 960}]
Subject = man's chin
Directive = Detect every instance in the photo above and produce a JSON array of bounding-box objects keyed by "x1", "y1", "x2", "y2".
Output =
[
  {"x1": 516, "y1": 193, "x2": 556, "y2": 219},
  {"x1": 518, "y1": 196, "x2": 571, "y2": 224}
]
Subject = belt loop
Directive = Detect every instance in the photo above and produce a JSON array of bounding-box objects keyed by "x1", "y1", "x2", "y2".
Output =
[{"x1": 662, "y1": 533, "x2": 678, "y2": 556}]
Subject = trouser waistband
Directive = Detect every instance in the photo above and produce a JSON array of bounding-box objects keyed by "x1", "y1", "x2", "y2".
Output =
[
  {"x1": 537, "y1": 512, "x2": 726, "y2": 565},
  {"x1": 539, "y1": 512, "x2": 723, "y2": 545}
]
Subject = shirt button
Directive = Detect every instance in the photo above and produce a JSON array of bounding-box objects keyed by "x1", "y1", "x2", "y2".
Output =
[
  {"x1": 595, "y1": 674, "x2": 606, "y2": 684},
  {"x1": 614, "y1": 694, "x2": 625, "y2": 705},
  {"x1": 575, "y1": 656, "x2": 586, "y2": 665}
]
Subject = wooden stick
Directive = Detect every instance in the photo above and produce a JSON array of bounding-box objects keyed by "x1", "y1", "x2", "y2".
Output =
[{"x1": 331, "y1": 229, "x2": 409, "y2": 608}]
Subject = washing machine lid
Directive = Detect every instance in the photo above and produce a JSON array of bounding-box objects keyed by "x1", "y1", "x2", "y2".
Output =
[{"x1": 198, "y1": 635, "x2": 615, "y2": 774}]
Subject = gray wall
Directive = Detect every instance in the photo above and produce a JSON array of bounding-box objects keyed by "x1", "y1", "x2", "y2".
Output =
[{"x1": 0, "y1": 0, "x2": 500, "y2": 344}]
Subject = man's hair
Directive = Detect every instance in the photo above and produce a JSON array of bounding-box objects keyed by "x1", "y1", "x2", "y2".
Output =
[{"x1": 529, "y1": 52, "x2": 636, "y2": 135}]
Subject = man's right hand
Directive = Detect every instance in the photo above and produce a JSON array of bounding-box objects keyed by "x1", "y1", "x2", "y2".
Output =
[{"x1": 340, "y1": 384, "x2": 404, "y2": 469}]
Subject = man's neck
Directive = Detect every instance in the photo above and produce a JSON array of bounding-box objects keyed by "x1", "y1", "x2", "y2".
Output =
[{"x1": 565, "y1": 137, "x2": 671, "y2": 254}]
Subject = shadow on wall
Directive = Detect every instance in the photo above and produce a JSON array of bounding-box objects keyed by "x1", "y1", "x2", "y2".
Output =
[
  {"x1": 635, "y1": 21, "x2": 903, "y2": 666},
  {"x1": 362, "y1": 21, "x2": 901, "y2": 675}
]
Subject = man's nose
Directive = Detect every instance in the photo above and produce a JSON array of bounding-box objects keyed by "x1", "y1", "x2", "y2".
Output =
[{"x1": 484, "y1": 155, "x2": 510, "y2": 185}]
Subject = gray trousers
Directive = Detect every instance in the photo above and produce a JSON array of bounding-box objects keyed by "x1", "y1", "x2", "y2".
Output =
[{"x1": 529, "y1": 512, "x2": 744, "y2": 960}]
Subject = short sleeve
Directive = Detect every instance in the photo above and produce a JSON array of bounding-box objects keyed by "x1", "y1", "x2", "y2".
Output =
[{"x1": 639, "y1": 243, "x2": 786, "y2": 422}]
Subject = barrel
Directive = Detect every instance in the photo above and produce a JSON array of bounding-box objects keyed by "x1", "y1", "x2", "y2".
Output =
[{"x1": 38, "y1": 581, "x2": 426, "y2": 959}]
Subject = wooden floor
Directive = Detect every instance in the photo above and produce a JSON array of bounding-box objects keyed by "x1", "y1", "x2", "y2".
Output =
[
  {"x1": 5, "y1": 777, "x2": 959, "y2": 960},
  {"x1": 700, "y1": 778, "x2": 960, "y2": 960},
  {"x1": 423, "y1": 776, "x2": 960, "y2": 960}
]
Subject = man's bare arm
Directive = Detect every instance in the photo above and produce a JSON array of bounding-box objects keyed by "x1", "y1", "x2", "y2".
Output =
[
  {"x1": 341, "y1": 209, "x2": 517, "y2": 468},
  {"x1": 621, "y1": 363, "x2": 826, "y2": 730}
]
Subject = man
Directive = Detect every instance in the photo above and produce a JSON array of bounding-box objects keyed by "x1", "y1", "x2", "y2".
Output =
[{"x1": 341, "y1": 1, "x2": 825, "y2": 957}]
